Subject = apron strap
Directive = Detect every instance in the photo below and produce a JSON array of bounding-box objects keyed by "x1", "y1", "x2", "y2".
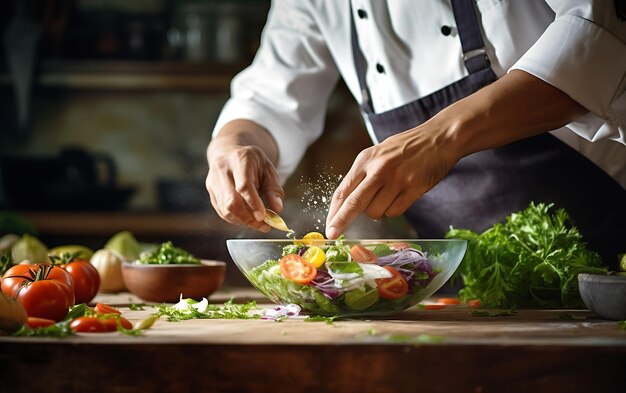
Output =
[
  {"x1": 350, "y1": 1, "x2": 493, "y2": 114},
  {"x1": 451, "y1": 0, "x2": 492, "y2": 73}
]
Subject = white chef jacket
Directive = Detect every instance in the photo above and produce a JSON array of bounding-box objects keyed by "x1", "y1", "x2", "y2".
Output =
[{"x1": 213, "y1": 0, "x2": 626, "y2": 188}]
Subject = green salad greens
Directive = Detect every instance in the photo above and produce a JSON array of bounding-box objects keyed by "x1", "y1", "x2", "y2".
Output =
[
  {"x1": 138, "y1": 241, "x2": 200, "y2": 265},
  {"x1": 247, "y1": 237, "x2": 439, "y2": 317},
  {"x1": 446, "y1": 202, "x2": 607, "y2": 309}
]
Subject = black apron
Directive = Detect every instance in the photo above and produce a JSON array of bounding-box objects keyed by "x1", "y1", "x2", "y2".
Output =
[{"x1": 350, "y1": 0, "x2": 626, "y2": 268}]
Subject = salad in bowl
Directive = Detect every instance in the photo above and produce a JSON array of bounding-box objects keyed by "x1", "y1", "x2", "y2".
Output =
[{"x1": 227, "y1": 233, "x2": 467, "y2": 317}]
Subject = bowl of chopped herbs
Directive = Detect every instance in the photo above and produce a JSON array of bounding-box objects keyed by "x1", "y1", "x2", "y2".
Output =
[{"x1": 122, "y1": 241, "x2": 226, "y2": 303}]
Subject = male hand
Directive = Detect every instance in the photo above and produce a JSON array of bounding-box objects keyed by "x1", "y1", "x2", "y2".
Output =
[
  {"x1": 206, "y1": 120, "x2": 284, "y2": 232},
  {"x1": 325, "y1": 120, "x2": 458, "y2": 239}
]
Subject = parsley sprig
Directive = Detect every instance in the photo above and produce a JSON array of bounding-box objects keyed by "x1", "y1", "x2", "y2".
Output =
[{"x1": 446, "y1": 202, "x2": 607, "y2": 309}]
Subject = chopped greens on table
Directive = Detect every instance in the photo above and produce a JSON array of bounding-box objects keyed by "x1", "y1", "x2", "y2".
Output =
[
  {"x1": 156, "y1": 297, "x2": 261, "y2": 321},
  {"x1": 446, "y1": 202, "x2": 607, "y2": 309},
  {"x1": 245, "y1": 235, "x2": 442, "y2": 316}
]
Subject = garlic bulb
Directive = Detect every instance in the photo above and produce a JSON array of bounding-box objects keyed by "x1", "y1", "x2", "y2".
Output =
[{"x1": 90, "y1": 249, "x2": 126, "y2": 292}]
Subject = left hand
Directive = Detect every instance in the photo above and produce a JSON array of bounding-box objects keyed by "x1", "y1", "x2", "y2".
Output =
[{"x1": 325, "y1": 119, "x2": 459, "y2": 239}]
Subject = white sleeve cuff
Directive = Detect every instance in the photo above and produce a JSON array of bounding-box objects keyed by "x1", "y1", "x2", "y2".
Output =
[{"x1": 510, "y1": 14, "x2": 626, "y2": 144}]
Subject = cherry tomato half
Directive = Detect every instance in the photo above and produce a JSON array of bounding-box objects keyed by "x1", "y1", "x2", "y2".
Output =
[
  {"x1": 438, "y1": 298, "x2": 461, "y2": 305},
  {"x1": 94, "y1": 303, "x2": 121, "y2": 315},
  {"x1": 102, "y1": 316, "x2": 133, "y2": 331},
  {"x1": 349, "y1": 245, "x2": 377, "y2": 263},
  {"x1": 27, "y1": 316, "x2": 56, "y2": 328},
  {"x1": 375, "y1": 266, "x2": 409, "y2": 300},
  {"x1": 301, "y1": 232, "x2": 325, "y2": 246},
  {"x1": 302, "y1": 246, "x2": 326, "y2": 268},
  {"x1": 390, "y1": 242, "x2": 411, "y2": 251},
  {"x1": 70, "y1": 317, "x2": 108, "y2": 333},
  {"x1": 467, "y1": 299, "x2": 482, "y2": 308},
  {"x1": 280, "y1": 254, "x2": 317, "y2": 285}
]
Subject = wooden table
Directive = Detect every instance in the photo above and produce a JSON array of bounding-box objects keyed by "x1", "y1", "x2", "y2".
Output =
[{"x1": 1, "y1": 289, "x2": 625, "y2": 393}]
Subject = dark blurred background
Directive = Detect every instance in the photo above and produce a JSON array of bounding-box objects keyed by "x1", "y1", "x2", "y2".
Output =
[{"x1": 0, "y1": 0, "x2": 415, "y2": 286}]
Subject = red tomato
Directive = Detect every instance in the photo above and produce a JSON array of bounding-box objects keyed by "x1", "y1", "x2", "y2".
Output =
[
  {"x1": 422, "y1": 304, "x2": 447, "y2": 310},
  {"x1": 27, "y1": 316, "x2": 56, "y2": 328},
  {"x1": 94, "y1": 303, "x2": 121, "y2": 314},
  {"x1": 3, "y1": 264, "x2": 75, "y2": 321},
  {"x1": 390, "y1": 242, "x2": 411, "y2": 251},
  {"x1": 375, "y1": 266, "x2": 409, "y2": 299},
  {"x1": 280, "y1": 254, "x2": 317, "y2": 285},
  {"x1": 438, "y1": 298, "x2": 461, "y2": 305},
  {"x1": 1, "y1": 264, "x2": 35, "y2": 297},
  {"x1": 17, "y1": 279, "x2": 74, "y2": 321},
  {"x1": 349, "y1": 245, "x2": 377, "y2": 263},
  {"x1": 467, "y1": 299, "x2": 482, "y2": 308},
  {"x1": 102, "y1": 316, "x2": 133, "y2": 331},
  {"x1": 62, "y1": 260, "x2": 100, "y2": 304},
  {"x1": 70, "y1": 317, "x2": 108, "y2": 333}
]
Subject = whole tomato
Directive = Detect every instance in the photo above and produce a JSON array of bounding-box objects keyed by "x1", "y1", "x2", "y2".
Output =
[
  {"x1": 1, "y1": 264, "x2": 34, "y2": 297},
  {"x1": 2, "y1": 264, "x2": 74, "y2": 302},
  {"x1": 5, "y1": 264, "x2": 76, "y2": 321},
  {"x1": 62, "y1": 259, "x2": 100, "y2": 304}
]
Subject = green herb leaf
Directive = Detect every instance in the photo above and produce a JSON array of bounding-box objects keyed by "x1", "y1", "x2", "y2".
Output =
[
  {"x1": 155, "y1": 299, "x2": 260, "y2": 321},
  {"x1": 128, "y1": 303, "x2": 146, "y2": 311},
  {"x1": 446, "y1": 202, "x2": 606, "y2": 309},
  {"x1": 12, "y1": 320, "x2": 74, "y2": 338},
  {"x1": 469, "y1": 308, "x2": 517, "y2": 317},
  {"x1": 304, "y1": 315, "x2": 338, "y2": 325},
  {"x1": 385, "y1": 334, "x2": 444, "y2": 346}
]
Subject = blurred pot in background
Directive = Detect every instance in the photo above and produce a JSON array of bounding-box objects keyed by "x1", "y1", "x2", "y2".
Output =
[{"x1": 0, "y1": 146, "x2": 134, "y2": 211}]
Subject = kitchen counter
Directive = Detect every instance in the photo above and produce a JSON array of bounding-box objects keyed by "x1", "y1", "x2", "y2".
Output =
[{"x1": 1, "y1": 289, "x2": 625, "y2": 393}]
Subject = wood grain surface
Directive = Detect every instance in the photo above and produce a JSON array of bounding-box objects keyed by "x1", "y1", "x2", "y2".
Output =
[{"x1": 1, "y1": 289, "x2": 625, "y2": 393}]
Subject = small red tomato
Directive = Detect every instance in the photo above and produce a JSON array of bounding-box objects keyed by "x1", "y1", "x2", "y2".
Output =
[
  {"x1": 438, "y1": 298, "x2": 461, "y2": 305},
  {"x1": 375, "y1": 266, "x2": 409, "y2": 300},
  {"x1": 349, "y1": 245, "x2": 377, "y2": 263},
  {"x1": 390, "y1": 242, "x2": 411, "y2": 251},
  {"x1": 467, "y1": 299, "x2": 482, "y2": 308},
  {"x1": 280, "y1": 254, "x2": 317, "y2": 285},
  {"x1": 70, "y1": 317, "x2": 108, "y2": 333},
  {"x1": 102, "y1": 316, "x2": 133, "y2": 331},
  {"x1": 27, "y1": 317, "x2": 56, "y2": 328},
  {"x1": 94, "y1": 303, "x2": 121, "y2": 315}
]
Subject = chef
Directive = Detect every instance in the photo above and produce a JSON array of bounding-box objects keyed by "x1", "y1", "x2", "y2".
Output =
[{"x1": 206, "y1": 0, "x2": 626, "y2": 266}]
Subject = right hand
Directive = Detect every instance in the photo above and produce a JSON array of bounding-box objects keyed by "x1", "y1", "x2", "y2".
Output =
[{"x1": 206, "y1": 125, "x2": 284, "y2": 232}]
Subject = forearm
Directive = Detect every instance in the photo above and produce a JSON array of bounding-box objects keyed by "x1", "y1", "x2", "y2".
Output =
[
  {"x1": 208, "y1": 119, "x2": 279, "y2": 165},
  {"x1": 436, "y1": 70, "x2": 588, "y2": 160}
]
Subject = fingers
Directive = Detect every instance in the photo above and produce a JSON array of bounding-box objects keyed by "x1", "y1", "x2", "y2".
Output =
[
  {"x1": 206, "y1": 144, "x2": 289, "y2": 234},
  {"x1": 206, "y1": 171, "x2": 272, "y2": 232},
  {"x1": 261, "y1": 165, "x2": 285, "y2": 214},
  {"x1": 326, "y1": 175, "x2": 381, "y2": 239},
  {"x1": 231, "y1": 159, "x2": 265, "y2": 222}
]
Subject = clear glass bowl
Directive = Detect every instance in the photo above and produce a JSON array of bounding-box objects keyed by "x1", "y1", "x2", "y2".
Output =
[{"x1": 227, "y1": 239, "x2": 467, "y2": 317}]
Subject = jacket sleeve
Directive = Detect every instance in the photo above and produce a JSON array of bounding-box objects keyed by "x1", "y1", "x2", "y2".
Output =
[
  {"x1": 509, "y1": 0, "x2": 626, "y2": 145},
  {"x1": 212, "y1": 0, "x2": 339, "y2": 183}
]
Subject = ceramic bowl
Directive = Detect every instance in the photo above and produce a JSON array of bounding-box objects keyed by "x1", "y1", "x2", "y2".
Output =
[
  {"x1": 122, "y1": 260, "x2": 226, "y2": 303},
  {"x1": 226, "y1": 239, "x2": 467, "y2": 317},
  {"x1": 578, "y1": 273, "x2": 626, "y2": 320}
]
